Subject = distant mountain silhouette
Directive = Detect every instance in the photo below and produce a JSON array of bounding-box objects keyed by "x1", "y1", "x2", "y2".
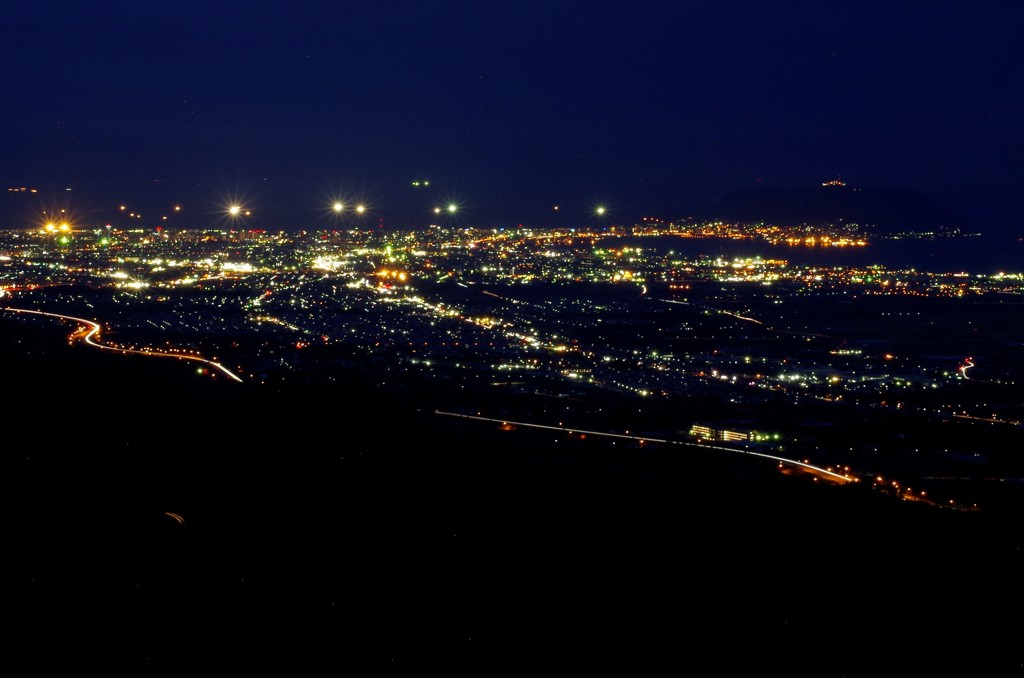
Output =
[{"x1": 700, "y1": 184, "x2": 966, "y2": 234}]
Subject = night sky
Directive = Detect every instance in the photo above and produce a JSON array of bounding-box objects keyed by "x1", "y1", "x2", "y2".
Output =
[{"x1": 2, "y1": 1, "x2": 1022, "y2": 230}]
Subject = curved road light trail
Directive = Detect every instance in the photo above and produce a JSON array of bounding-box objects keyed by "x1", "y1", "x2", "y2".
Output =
[
  {"x1": 435, "y1": 410, "x2": 855, "y2": 483},
  {"x1": 3, "y1": 306, "x2": 244, "y2": 382}
]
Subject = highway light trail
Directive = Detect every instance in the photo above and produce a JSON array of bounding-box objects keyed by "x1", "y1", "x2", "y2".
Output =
[
  {"x1": 435, "y1": 410, "x2": 855, "y2": 483},
  {"x1": 3, "y1": 306, "x2": 244, "y2": 382}
]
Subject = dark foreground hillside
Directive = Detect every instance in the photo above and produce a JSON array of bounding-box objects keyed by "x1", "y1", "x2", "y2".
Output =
[{"x1": 5, "y1": 317, "x2": 1022, "y2": 674}]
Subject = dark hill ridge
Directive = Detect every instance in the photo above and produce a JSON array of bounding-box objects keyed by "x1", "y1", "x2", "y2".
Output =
[
  {"x1": 4, "y1": 311, "x2": 1023, "y2": 673},
  {"x1": 701, "y1": 184, "x2": 967, "y2": 234}
]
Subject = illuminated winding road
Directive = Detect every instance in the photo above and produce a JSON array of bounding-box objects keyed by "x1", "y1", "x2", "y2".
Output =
[{"x1": 2, "y1": 306, "x2": 244, "y2": 382}]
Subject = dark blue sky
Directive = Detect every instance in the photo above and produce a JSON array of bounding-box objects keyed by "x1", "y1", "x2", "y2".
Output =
[{"x1": 2, "y1": 1, "x2": 1022, "y2": 231}]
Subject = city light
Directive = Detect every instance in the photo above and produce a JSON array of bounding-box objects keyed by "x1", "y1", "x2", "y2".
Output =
[{"x1": 1, "y1": 215, "x2": 1019, "y2": 517}]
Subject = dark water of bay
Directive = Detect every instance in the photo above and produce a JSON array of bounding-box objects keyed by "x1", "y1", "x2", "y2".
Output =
[{"x1": 604, "y1": 232, "x2": 1024, "y2": 275}]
